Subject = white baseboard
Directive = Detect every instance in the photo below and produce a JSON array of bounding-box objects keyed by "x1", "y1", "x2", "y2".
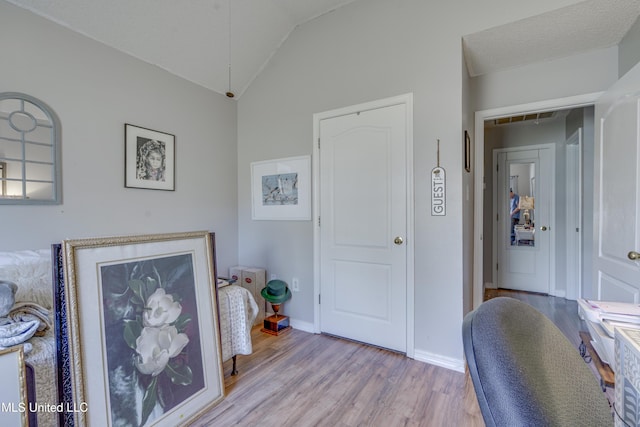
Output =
[
  {"x1": 413, "y1": 349, "x2": 465, "y2": 373},
  {"x1": 485, "y1": 281, "x2": 496, "y2": 289},
  {"x1": 290, "y1": 318, "x2": 314, "y2": 333}
]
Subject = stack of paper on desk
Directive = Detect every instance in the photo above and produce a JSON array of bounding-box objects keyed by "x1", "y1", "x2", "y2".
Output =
[
  {"x1": 578, "y1": 299, "x2": 640, "y2": 328},
  {"x1": 577, "y1": 299, "x2": 640, "y2": 369}
]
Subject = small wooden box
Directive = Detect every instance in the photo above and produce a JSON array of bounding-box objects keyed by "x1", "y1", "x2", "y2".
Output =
[{"x1": 261, "y1": 314, "x2": 291, "y2": 336}]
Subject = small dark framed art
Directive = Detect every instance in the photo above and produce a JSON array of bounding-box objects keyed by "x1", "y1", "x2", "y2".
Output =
[
  {"x1": 125, "y1": 124, "x2": 175, "y2": 191},
  {"x1": 464, "y1": 130, "x2": 471, "y2": 173}
]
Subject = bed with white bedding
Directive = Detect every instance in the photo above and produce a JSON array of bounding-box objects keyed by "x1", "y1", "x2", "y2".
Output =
[{"x1": 0, "y1": 249, "x2": 57, "y2": 427}]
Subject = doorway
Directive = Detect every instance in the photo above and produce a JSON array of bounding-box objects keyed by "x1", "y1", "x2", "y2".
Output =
[
  {"x1": 312, "y1": 94, "x2": 415, "y2": 356},
  {"x1": 472, "y1": 93, "x2": 601, "y2": 309}
]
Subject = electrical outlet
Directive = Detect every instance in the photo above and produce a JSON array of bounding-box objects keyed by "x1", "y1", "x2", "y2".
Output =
[
  {"x1": 270, "y1": 273, "x2": 277, "y2": 280},
  {"x1": 292, "y1": 277, "x2": 300, "y2": 292}
]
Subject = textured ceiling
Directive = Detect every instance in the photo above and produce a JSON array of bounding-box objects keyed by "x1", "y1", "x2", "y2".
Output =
[
  {"x1": 464, "y1": 0, "x2": 640, "y2": 77},
  {"x1": 5, "y1": 0, "x2": 640, "y2": 97}
]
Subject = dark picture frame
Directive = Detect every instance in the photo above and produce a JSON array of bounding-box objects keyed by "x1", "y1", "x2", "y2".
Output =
[
  {"x1": 464, "y1": 130, "x2": 471, "y2": 173},
  {"x1": 125, "y1": 123, "x2": 175, "y2": 191},
  {"x1": 59, "y1": 231, "x2": 224, "y2": 426},
  {"x1": 52, "y1": 242, "x2": 73, "y2": 427}
]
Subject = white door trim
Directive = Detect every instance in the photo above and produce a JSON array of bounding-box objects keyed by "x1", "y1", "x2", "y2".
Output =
[
  {"x1": 312, "y1": 93, "x2": 415, "y2": 358},
  {"x1": 473, "y1": 92, "x2": 602, "y2": 309},
  {"x1": 565, "y1": 128, "x2": 583, "y2": 300}
]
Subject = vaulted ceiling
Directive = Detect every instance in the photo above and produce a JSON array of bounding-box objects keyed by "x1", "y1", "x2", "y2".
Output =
[
  {"x1": 5, "y1": 0, "x2": 362, "y2": 97},
  {"x1": 5, "y1": 0, "x2": 640, "y2": 98}
]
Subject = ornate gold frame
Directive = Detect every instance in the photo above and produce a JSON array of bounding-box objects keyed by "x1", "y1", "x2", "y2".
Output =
[
  {"x1": 0, "y1": 346, "x2": 29, "y2": 426},
  {"x1": 62, "y1": 231, "x2": 223, "y2": 426}
]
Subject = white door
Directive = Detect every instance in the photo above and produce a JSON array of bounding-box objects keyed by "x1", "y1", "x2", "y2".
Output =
[
  {"x1": 319, "y1": 103, "x2": 407, "y2": 352},
  {"x1": 495, "y1": 146, "x2": 553, "y2": 294},
  {"x1": 593, "y1": 62, "x2": 640, "y2": 302}
]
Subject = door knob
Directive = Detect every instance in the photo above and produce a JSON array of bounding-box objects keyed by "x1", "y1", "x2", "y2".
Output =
[
  {"x1": 539, "y1": 226, "x2": 548, "y2": 231},
  {"x1": 629, "y1": 251, "x2": 640, "y2": 260},
  {"x1": 394, "y1": 236, "x2": 404, "y2": 245}
]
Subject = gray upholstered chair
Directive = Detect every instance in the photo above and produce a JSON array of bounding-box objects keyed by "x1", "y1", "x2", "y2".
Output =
[{"x1": 462, "y1": 297, "x2": 613, "y2": 426}]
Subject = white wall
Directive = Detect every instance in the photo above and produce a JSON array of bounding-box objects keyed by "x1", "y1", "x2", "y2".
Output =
[
  {"x1": 0, "y1": 2, "x2": 239, "y2": 273},
  {"x1": 620, "y1": 16, "x2": 640, "y2": 78},
  {"x1": 462, "y1": 48, "x2": 474, "y2": 315},
  {"x1": 237, "y1": 0, "x2": 598, "y2": 365},
  {"x1": 472, "y1": 47, "x2": 618, "y2": 112}
]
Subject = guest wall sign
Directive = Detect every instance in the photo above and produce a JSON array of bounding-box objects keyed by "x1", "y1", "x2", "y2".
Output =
[{"x1": 431, "y1": 139, "x2": 446, "y2": 216}]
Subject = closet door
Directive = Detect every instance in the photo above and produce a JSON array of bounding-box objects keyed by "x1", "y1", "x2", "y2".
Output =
[{"x1": 593, "y1": 62, "x2": 640, "y2": 301}]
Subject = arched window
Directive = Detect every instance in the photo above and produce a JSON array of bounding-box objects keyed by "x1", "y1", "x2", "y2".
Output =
[{"x1": 0, "y1": 92, "x2": 61, "y2": 204}]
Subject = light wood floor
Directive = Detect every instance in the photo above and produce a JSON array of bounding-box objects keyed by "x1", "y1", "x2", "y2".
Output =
[{"x1": 193, "y1": 290, "x2": 602, "y2": 427}]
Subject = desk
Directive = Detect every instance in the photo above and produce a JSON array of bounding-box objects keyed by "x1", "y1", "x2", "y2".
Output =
[{"x1": 579, "y1": 331, "x2": 614, "y2": 390}]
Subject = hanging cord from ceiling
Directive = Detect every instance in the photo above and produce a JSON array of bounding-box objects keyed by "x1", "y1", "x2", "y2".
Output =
[{"x1": 226, "y1": 0, "x2": 235, "y2": 98}]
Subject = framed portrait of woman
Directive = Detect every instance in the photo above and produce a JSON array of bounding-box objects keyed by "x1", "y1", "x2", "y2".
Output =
[{"x1": 125, "y1": 124, "x2": 175, "y2": 191}]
